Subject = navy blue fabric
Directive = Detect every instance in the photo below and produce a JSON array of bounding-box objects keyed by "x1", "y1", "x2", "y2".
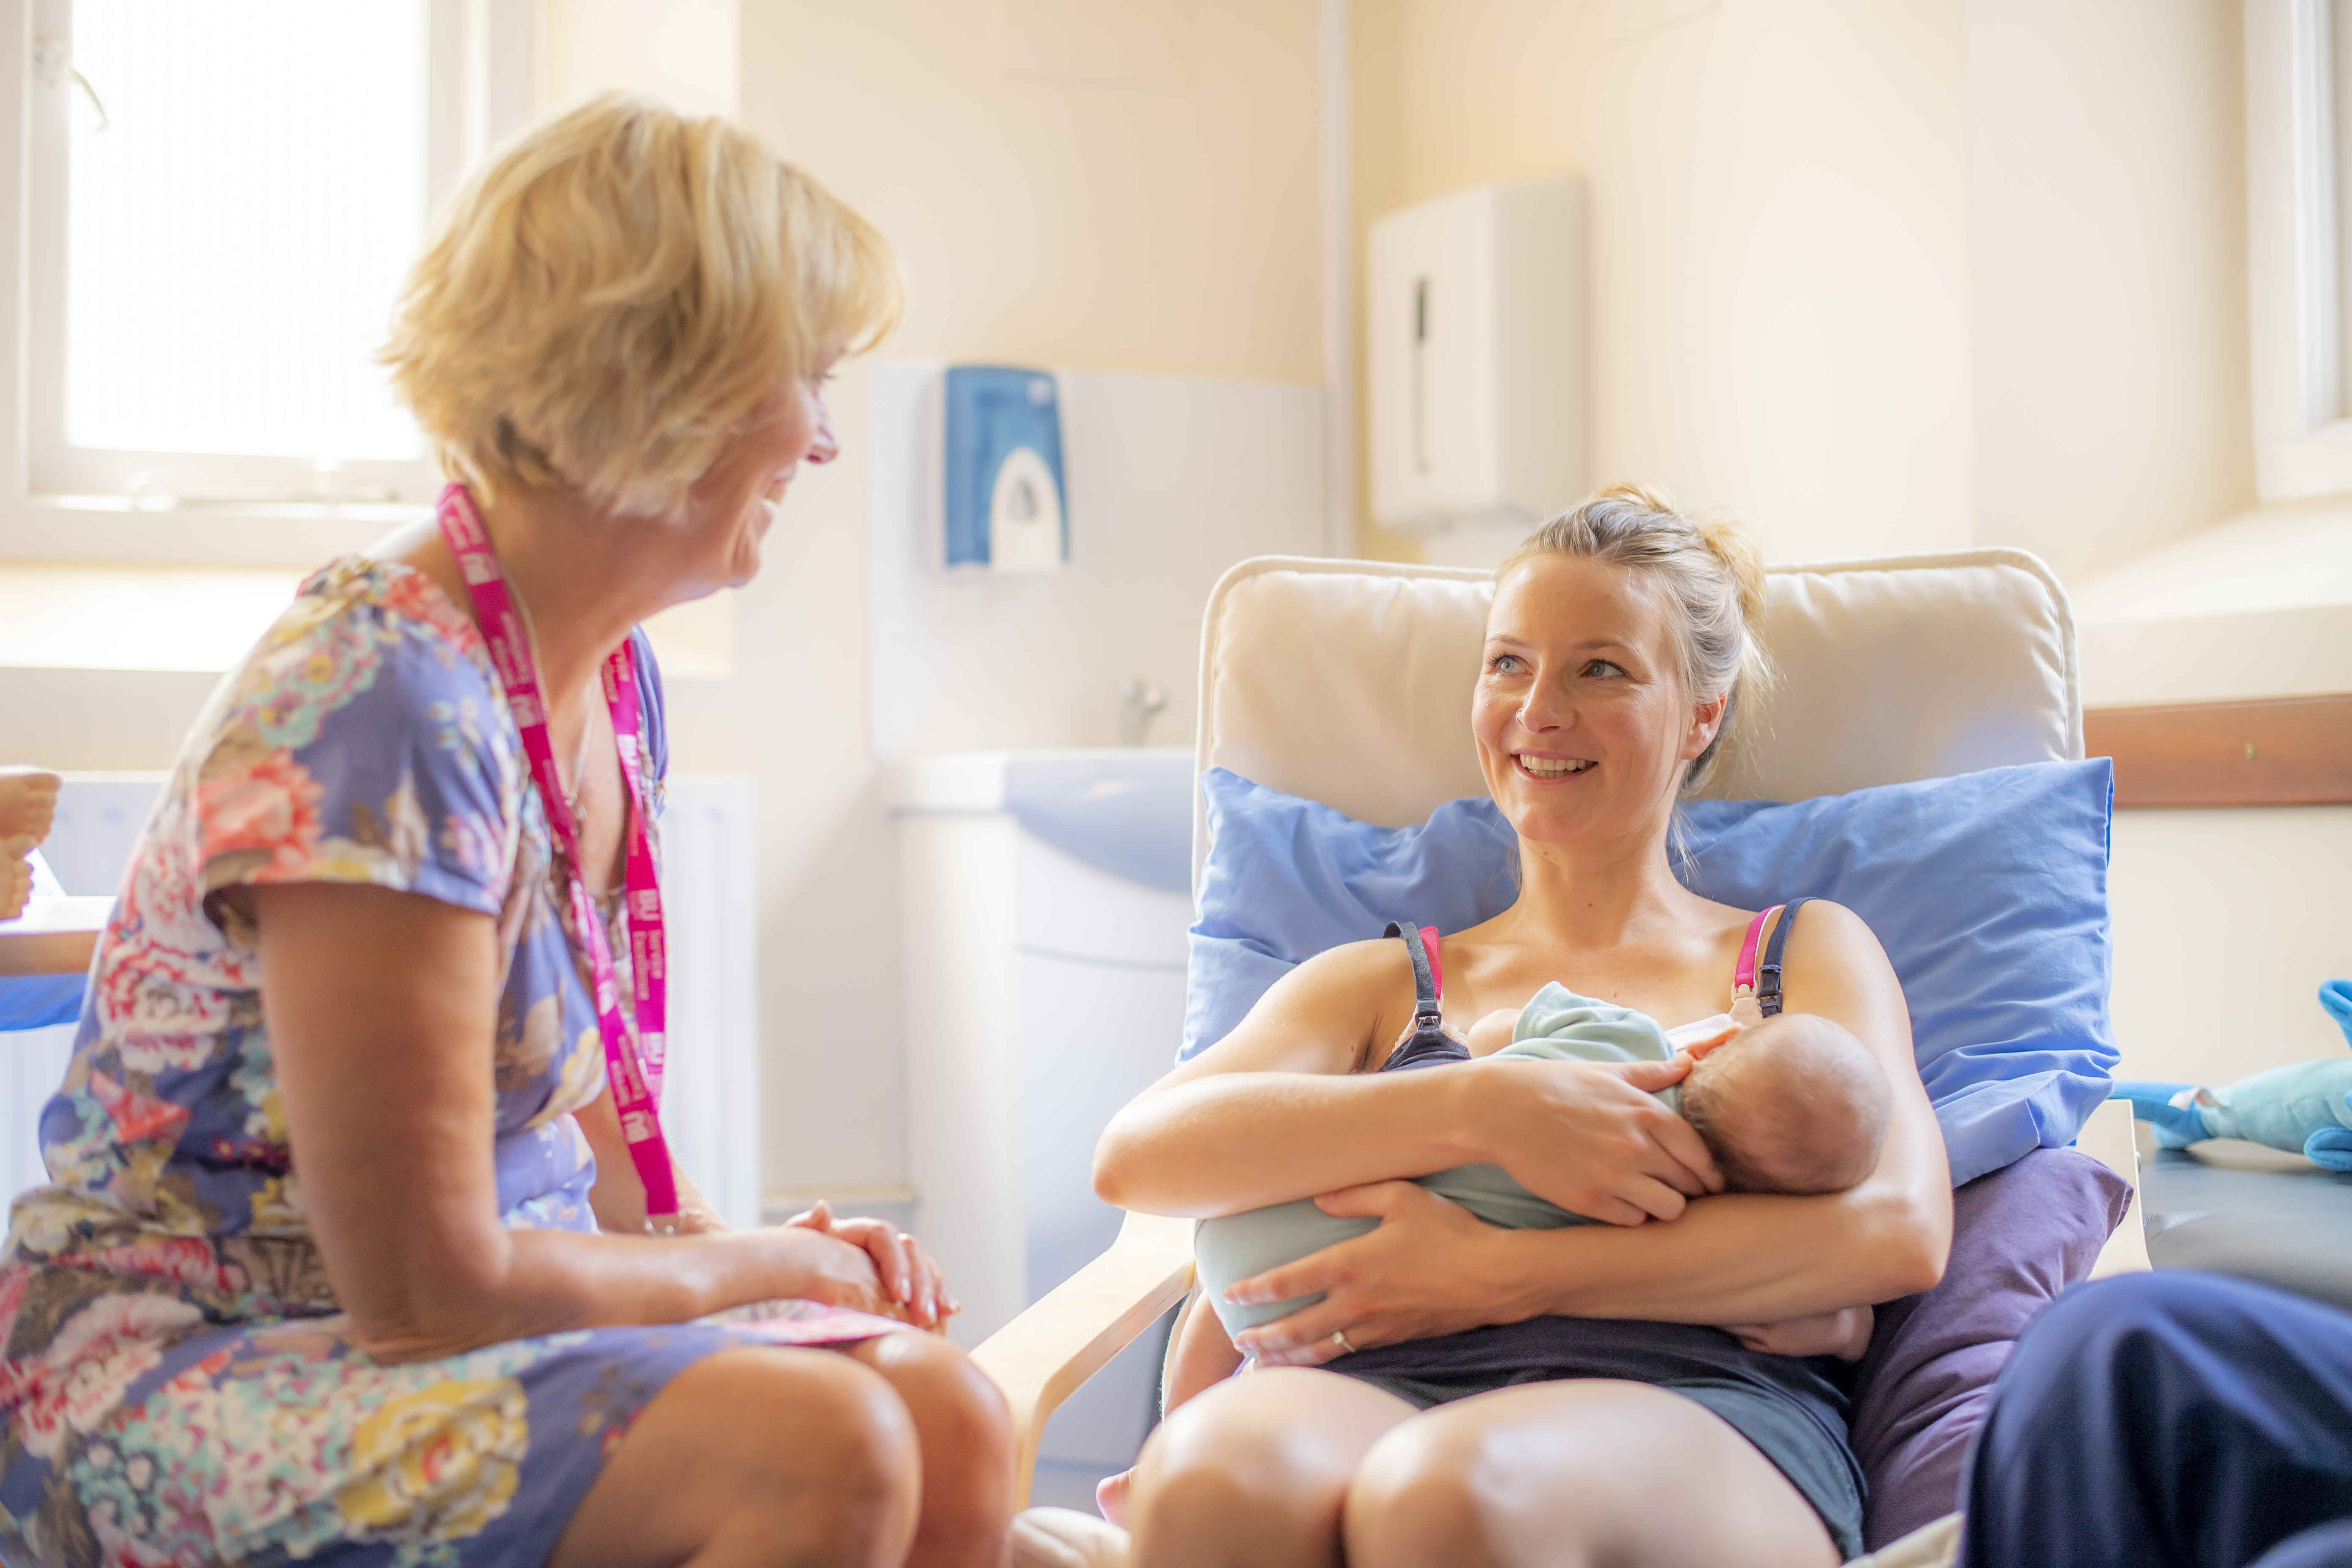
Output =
[
  {"x1": 1961, "y1": 1272, "x2": 2352, "y2": 1568},
  {"x1": 1183, "y1": 760, "x2": 2117, "y2": 1185}
]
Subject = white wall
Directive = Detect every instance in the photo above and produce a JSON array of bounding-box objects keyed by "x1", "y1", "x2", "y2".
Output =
[
  {"x1": 632, "y1": 0, "x2": 1327, "y2": 1197},
  {"x1": 1340, "y1": 0, "x2": 2352, "y2": 1093},
  {"x1": 1574, "y1": 0, "x2": 1979, "y2": 564},
  {"x1": 1353, "y1": 0, "x2": 1979, "y2": 564},
  {"x1": 1963, "y1": 0, "x2": 2253, "y2": 587},
  {"x1": 866, "y1": 363, "x2": 1324, "y2": 757},
  {"x1": 2, "y1": 3, "x2": 1329, "y2": 1209}
]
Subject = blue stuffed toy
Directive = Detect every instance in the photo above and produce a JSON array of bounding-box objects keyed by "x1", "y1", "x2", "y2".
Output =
[{"x1": 2112, "y1": 980, "x2": 2352, "y2": 1170}]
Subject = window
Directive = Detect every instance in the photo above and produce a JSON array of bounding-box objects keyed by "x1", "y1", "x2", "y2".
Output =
[
  {"x1": 2248, "y1": 0, "x2": 2352, "y2": 499},
  {"x1": 21, "y1": 0, "x2": 526, "y2": 517}
]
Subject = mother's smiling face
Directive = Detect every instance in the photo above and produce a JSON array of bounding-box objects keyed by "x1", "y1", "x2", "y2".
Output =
[{"x1": 1474, "y1": 553, "x2": 1729, "y2": 851}]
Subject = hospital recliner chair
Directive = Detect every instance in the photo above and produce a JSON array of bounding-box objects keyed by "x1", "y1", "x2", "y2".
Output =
[{"x1": 971, "y1": 548, "x2": 2148, "y2": 1567}]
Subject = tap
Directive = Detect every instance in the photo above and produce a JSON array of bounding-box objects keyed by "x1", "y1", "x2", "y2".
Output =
[{"x1": 1116, "y1": 679, "x2": 1167, "y2": 747}]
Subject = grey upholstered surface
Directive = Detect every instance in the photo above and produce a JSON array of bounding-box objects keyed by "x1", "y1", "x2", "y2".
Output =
[{"x1": 2144, "y1": 1140, "x2": 2352, "y2": 1311}]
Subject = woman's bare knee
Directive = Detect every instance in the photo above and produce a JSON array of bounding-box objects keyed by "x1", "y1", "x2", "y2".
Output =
[
  {"x1": 553, "y1": 1347, "x2": 920, "y2": 1568},
  {"x1": 1130, "y1": 1369, "x2": 1411, "y2": 1568},
  {"x1": 1345, "y1": 1405, "x2": 1544, "y2": 1568},
  {"x1": 1344, "y1": 1381, "x2": 1837, "y2": 1568},
  {"x1": 847, "y1": 1332, "x2": 1015, "y2": 1566}
]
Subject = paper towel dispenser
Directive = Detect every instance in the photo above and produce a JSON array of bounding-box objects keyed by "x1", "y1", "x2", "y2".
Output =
[
  {"x1": 945, "y1": 366, "x2": 1067, "y2": 573},
  {"x1": 1366, "y1": 177, "x2": 1585, "y2": 558}
]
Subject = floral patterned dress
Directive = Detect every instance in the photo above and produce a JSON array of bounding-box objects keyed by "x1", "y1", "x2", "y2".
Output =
[{"x1": 0, "y1": 559, "x2": 906, "y2": 1568}]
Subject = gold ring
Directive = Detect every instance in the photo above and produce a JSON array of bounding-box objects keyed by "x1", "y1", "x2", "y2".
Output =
[{"x1": 1331, "y1": 1328, "x2": 1356, "y2": 1355}]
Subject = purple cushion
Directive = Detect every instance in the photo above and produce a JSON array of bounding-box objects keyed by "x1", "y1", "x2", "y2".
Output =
[{"x1": 1850, "y1": 1148, "x2": 2132, "y2": 1549}]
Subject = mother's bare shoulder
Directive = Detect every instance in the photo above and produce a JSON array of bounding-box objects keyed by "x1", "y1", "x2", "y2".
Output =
[{"x1": 1174, "y1": 936, "x2": 1414, "y2": 1079}]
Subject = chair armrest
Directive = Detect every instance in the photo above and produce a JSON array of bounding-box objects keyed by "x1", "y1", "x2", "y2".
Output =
[
  {"x1": 969, "y1": 1210, "x2": 1195, "y2": 1509},
  {"x1": 2077, "y1": 1099, "x2": 2152, "y2": 1278}
]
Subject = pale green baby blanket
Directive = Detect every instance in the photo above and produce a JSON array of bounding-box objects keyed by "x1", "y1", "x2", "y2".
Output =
[{"x1": 1192, "y1": 983, "x2": 1680, "y2": 1336}]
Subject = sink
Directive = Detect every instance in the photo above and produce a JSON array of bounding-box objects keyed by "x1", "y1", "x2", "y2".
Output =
[{"x1": 886, "y1": 747, "x2": 1195, "y2": 892}]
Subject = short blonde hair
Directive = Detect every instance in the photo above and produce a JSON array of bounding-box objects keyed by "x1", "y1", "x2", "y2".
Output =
[
  {"x1": 383, "y1": 93, "x2": 901, "y2": 518},
  {"x1": 1496, "y1": 482, "x2": 1774, "y2": 793}
]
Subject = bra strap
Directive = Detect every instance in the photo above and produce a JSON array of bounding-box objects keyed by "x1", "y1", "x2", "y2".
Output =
[
  {"x1": 1756, "y1": 896, "x2": 1815, "y2": 1017},
  {"x1": 1383, "y1": 920, "x2": 1446, "y2": 1036},
  {"x1": 1733, "y1": 905, "x2": 1781, "y2": 996}
]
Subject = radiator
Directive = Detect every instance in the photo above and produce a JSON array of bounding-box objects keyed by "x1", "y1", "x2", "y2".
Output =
[{"x1": 5, "y1": 772, "x2": 763, "y2": 1228}]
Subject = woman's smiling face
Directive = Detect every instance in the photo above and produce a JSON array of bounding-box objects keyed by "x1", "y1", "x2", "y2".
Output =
[
  {"x1": 677, "y1": 368, "x2": 840, "y2": 594},
  {"x1": 1474, "y1": 553, "x2": 1725, "y2": 849}
]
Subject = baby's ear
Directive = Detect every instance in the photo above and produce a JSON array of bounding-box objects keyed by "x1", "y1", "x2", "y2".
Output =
[{"x1": 1680, "y1": 1022, "x2": 1741, "y2": 1060}]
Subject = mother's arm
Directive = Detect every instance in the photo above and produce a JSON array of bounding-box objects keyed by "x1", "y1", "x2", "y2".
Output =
[
  {"x1": 1095, "y1": 940, "x2": 1719, "y2": 1230},
  {"x1": 255, "y1": 882, "x2": 937, "y2": 1364},
  {"x1": 1226, "y1": 901, "x2": 1952, "y2": 1364}
]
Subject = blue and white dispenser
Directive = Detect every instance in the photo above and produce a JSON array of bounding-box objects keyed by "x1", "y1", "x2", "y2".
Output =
[{"x1": 944, "y1": 366, "x2": 1067, "y2": 573}]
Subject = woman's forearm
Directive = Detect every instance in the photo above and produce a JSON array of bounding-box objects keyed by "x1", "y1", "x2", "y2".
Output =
[
  {"x1": 346, "y1": 1224, "x2": 855, "y2": 1364},
  {"x1": 1492, "y1": 1174, "x2": 1949, "y2": 1326},
  {"x1": 1095, "y1": 1070, "x2": 1487, "y2": 1217}
]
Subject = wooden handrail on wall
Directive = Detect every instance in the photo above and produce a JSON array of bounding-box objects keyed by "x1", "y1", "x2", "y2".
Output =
[{"x1": 2085, "y1": 693, "x2": 2352, "y2": 808}]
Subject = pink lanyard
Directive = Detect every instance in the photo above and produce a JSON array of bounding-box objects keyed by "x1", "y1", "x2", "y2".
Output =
[{"x1": 436, "y1": 482, "x2": 679, "y2": 1224}]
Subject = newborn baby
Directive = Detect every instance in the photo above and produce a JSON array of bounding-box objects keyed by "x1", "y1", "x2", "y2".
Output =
[
  {"x1": 1191, "y1": 983, "x2": 1894, "y2": 1338},
  {"x1": 1092, "y1": 988, "x2": 1897, "y2": 1530}
]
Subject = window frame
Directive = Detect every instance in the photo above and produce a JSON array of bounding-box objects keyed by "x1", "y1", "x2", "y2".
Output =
[
  {"x1": 0, "y1": 0, "x2": 528, "y2": 564},
  {"x1": 2249, "y1": 0, "x2": 2352, "y2": 500}
]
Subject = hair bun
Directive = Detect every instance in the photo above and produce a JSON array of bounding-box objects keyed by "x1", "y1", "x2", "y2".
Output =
[{"x1": 1696, "y1": 511, "x2": 1767, "y2": 632}]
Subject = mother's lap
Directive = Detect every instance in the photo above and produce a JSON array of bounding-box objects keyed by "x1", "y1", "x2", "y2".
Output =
[{"x1": 1132, "y1": 1368, "x2": 1838, "y2": 1568}]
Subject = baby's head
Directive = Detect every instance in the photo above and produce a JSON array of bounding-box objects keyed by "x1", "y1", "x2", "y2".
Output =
[{"x1": 1681, "y1": 1013, "x2": 1891, "y2": 1195}]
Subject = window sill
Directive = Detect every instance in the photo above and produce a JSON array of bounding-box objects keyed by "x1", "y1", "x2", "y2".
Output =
[
  {"x1": 2071, "y1": 496, "x2": 2352, "y2": 707},
  {"x1": 0, "y1": 493, "x2": 400, "y2": 567},
  {"x1": 0, "y1": 562, "x2": 736, "y2": 680}
]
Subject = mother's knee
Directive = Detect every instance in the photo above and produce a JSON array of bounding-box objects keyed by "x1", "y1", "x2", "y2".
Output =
[
  {"x1": 1342, "y1": 1396, "x2": 1633, "y2": 1568},
  {"x1": 1132, "y1": 1370, "x2": 1396, "y2": 1560},
  {"x1": 1344, "y1": 1408, "x2": 1516, "y2": 1566}
]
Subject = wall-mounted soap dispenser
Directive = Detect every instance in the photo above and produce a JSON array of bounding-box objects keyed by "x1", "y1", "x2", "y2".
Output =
[
  {"x1": 945, "y1": 366, "x2": 1067, "y2": 573},
  {"x1": 1366, "y1": 176, "x2": 1584, "y2": 567}
]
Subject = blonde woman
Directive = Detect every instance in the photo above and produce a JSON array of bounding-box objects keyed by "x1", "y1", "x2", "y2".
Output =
[
  {"x1": 1093, "y1": 487, "x2": 1952, "y2": 1568},
  {"x1": 0, "y1": 97, "x2": 1009, "y2": 1568}
]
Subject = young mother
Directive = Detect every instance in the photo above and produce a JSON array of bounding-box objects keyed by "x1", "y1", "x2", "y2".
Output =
[
  {"x1": 0, "y1": 98, "x2": 1009, "y2": 1568},
  {"x1": 1095, "y1": 486, "x2": 1952, "y2": 1567}
]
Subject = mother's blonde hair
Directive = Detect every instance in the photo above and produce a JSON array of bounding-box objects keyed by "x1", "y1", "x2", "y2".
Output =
[
  {"x1": 383, "y1": 93, "x2": 901, "y2": 519},
  {"x1": 1497, "y1": 482, "x2": 1774, "y2": 793}
]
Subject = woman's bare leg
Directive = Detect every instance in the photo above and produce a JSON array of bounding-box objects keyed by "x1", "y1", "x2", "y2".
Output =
[
  {"x1": 1127, "y1": 1368, "x2": 1416, "y2": 1568},
  {"x1": 1343, "y1": 1379, "x2": 1840, "y2": 1568},
  {"x1": 550, "y1": 1345, "x2": 920, "y2": 1568},
  {"x1": 842, "y1": 1331, "x2": 1016, "y2": 1568}
]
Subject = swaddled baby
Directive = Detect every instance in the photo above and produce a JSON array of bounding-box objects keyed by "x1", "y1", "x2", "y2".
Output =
[{"x1": 1192, "y1": 983, "x2": 1894, "y2": 1337}]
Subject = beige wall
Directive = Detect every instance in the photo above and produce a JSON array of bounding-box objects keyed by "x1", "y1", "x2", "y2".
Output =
[
  {"x1": 1964, "y1": 0, "x2": 2253, "y2": 586},
  {"x1": 1352, "y1": 0, "x2": 1979, "y2": 565},
  {"x1": 1342, "y1": 0, "x2": 2350, "y2": 1095},
  {"x1": 1347, "y1": 0, "x2": 2257, "y2": 579},
  {"x1": 740, "y1": 1, "x2": 1320, "y2": 381},
  {"x1": 3, "y1": 3, "x2": 1328, "y2": 1207},
  {"x1": 653, "y1": 0, "x2": 1323, "y2": 1194}
]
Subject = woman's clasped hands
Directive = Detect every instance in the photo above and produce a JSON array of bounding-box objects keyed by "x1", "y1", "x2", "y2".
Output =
[
  {"x1": 1225, "y1": 1053, "x2": 1723, "y2": 1368},
  {"x1": 771, "y1": 1200, "x2": 961, "y2": 1329}
]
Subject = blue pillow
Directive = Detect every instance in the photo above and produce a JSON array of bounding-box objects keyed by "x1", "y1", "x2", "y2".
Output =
[{"x1": 1183, "y1": 760, "x2": 2117, "y2": 1187}]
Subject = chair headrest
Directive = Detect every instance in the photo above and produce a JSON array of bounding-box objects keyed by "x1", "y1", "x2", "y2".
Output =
[{"x1": 1195, "y1": 548, "x2": 2081, "y2": 847}]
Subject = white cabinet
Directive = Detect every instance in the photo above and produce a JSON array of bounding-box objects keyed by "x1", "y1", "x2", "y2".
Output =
[
  {"x1": 889, "y1": 748, "x2": 1194, "y2": 1481},
  {"x1": 1367, "y1": 176, "x2": 1586, "y2": 566}
]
